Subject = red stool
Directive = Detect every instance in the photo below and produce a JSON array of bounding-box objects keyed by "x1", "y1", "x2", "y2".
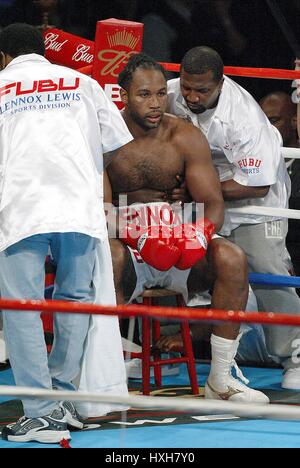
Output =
[{"x1": 129, "y1": 288, "x2": 199, "y2": 396}]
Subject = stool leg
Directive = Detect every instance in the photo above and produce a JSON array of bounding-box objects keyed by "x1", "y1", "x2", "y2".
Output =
[
  {"x1": 125, "y1": 317, "x2": 136, "y2": 360},
  {"x1": 177, "y1": 295, "x2": 199, "y2": 395},
  {"x1": 153, "y1": 318, "x2": 162, "y2": 387},
  {"x1": 142, "y1": 298, "x2": 152, "y2": 395},
  {"x1": 180, "y1": 321, "x2": 199, "y2": 395}
]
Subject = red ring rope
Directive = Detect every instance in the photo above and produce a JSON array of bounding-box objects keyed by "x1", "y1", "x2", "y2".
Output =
[
  {"x1": 161, "y1": 63, "x2": 300, "y2": 80},
  {"x1": 1, "y1": 297, "x2": 300, "y2": 327},
  {"x1": 77, "y1": 63, "x2": 300, "y2": 80}
]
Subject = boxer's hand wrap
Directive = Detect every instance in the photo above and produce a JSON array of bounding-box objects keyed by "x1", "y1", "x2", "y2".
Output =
[
  {"x1": 121, "y1": 224, "x2": 181, "y2": 271},
  {"x1": 174, "y1": 218, "x2": 215, "y2": 270}
]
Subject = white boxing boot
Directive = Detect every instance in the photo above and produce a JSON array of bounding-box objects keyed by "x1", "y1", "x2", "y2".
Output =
[{"x1": 205, "y1": 333, "x2": 269, "y2": 404}]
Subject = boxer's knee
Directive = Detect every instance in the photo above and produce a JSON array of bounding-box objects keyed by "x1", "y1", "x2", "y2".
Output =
[
  {"x1": 210, "y1": 239, "x2": 248, "y2": 287},
  {"x1": 109, "y1": 239, "x2": 136, "y2": 302}
]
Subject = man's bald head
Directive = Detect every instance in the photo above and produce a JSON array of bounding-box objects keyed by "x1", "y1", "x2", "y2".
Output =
[{"x1": 260, "y1": 91, "x2": 298, "y2": 147}]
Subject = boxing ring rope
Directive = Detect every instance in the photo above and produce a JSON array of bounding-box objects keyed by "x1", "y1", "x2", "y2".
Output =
[
  {"x1": 249, "y1": 272, "x2": 300, "y2": 288},
  {"x1": 162, "y1": 63, "x2": 300, "y2": 81},
  {"x1": 0, "y1": 299, "x2": 300, "y2": 420},
  {"x1": 1, "y1": 297, "x2": 300, "y2": 328},
  {"x1": 227, "y1": 205, "x2": 300, "y2": 220},
  {"x1": 1, "y1": 298, "x2": 300, "y2": 422},
  {"x1": 282, "y1": 148, "x2": 300, "y2": 159},
  {"x1": 0, "y1": 385, "x2": 300, "y2": 421},
  {"x1": 77, "y1": 63, "x2": 300, "y2": 81},
  {"x1": 2, "y1": 293, "x2": 300, "y2": 413}
]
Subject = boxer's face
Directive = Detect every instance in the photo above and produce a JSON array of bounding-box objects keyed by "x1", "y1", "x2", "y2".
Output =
[
  {"x1": 180, "y1": 69, "x2": 223, "y2": 114},
  {"x1": 123, "y1": 68, "x2": 167, "y2": 130}
]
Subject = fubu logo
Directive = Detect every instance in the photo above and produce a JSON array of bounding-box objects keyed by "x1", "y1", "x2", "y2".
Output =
[
  {"x1": 238, "y1": 157, "x2": 262, "y2": 169},
  {"x1": 0, "y1": 78, "x2": 80, "y2": 100}
]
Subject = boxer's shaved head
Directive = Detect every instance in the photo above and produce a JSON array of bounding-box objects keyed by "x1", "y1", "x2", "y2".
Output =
[
  {"x1": 181, "y1": 46, "x2": 223, "y2": 82},
  {"x1": 0, "y1": 23, "x2": 45, "y2": 58},
  {"x1": 118, "y1": 53, "x2": 167, "y2": 91}
]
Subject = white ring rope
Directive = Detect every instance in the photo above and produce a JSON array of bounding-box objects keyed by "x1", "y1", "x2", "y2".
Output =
[
  {"x1": 282, "y1": 147, "x2": 300, "y2": 159},
  {"x1": 227, "y1": 205, "x2": 300, "y2": 220},
  {"x1": 0, "y1": 386, "x2": 299, "y2": 421}
]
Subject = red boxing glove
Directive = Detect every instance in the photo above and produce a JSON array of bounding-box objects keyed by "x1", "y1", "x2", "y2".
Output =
[
  {"x1": 121, "y1": 224, "x2": 181, "y2": 271},
  {"x1": 174, "y1": 218, "x2": 215, "y2": 270}
]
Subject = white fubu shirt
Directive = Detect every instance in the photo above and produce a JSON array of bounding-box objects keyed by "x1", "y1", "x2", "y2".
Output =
[
  {"x1": 167, "y1": 76, "x2": 291, "y2": 235},
  {"x1": 0, "y1": 54, "x2": 133, "y2": 251}
]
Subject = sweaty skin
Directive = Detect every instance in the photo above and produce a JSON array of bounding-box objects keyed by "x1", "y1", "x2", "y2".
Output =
[
  {"x1": 108, "y1": 69, "x2": 224, "y2": 231},
  {"x1": 109, "y1": 116, "x2": 184, "y2": 195},
  {"x1": 108, "y1": 114, "x2": 224, "y2": 230},
  {"x1": 107, "y1": 67, "x2": 248, "y2": 342}
]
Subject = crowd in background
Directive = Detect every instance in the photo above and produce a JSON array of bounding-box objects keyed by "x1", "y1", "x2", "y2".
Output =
[
  {"x1": 0, "y1": 0, "x2": 299, "y2": 99},
  {"x1": 0, "y1": 1, "x2": 299, "y2": 359}
]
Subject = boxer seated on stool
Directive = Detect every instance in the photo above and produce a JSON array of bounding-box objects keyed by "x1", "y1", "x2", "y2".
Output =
[{"x1": 106, "y1": 53, "x2": 268, "y2": 404}]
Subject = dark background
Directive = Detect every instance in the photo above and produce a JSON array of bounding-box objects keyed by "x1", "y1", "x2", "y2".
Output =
[{"x1": 0, "y1": 0, "x2": 299, "y2": 101}]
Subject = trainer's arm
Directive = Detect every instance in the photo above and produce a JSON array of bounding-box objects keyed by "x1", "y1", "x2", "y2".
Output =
[
  {"x1": 221, "y1": 179, "x2": 269, "y2": 201},
  {"x1": 104, "y1": 169, "x2": 112, "y2": 203},
  {"x1": 181, "y1": 125, "x2": 224, "y2": 232}
]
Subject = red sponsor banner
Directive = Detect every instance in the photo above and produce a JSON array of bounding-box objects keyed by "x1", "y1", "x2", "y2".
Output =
[
  {"x1": 92, "y1": 19, "x2": 143, "y2": 108},
  {"x1": 43, "y1": 28, "x2": 94, "y2": 69}
]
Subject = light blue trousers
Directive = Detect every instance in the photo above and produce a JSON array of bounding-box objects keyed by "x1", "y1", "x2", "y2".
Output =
[
  {"x1": 226, "y1": 220, "x2": 300, "y2": 370},
  {"x1": 0, "y1": 233, "x2": 96, "y2": 418}
]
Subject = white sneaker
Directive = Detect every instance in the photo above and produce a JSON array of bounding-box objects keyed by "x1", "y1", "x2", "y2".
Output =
[
  {"x1": 282, "y1": 368, "x2": 300, "y2": 390},
  {"x1": 125, "y1": 358, "x2": 180, "y2": 379},
  {"x1": 1, "y1": 408, "x2": 70, "y2": 443}
]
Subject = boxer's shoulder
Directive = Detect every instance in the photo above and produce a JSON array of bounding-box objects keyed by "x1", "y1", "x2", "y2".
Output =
[
  {"x1": 163, "y1": 112, "x2": 194, "y2": 136},
  {"x1": 163, "y1": 113, "x2": 208, "y2": 148}
]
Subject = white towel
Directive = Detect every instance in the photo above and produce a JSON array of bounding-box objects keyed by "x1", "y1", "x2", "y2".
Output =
[{"x1": 76, "y1": 236, "x2": 129, "y2": 417}]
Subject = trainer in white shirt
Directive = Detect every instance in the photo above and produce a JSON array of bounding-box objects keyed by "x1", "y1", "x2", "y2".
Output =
[
  {"x1": 0, "y1": 54, "x2": 132, "y2": 250},
  {"x1": 167, "y1": 46, "x2": 300, "y2": 390},
  {"x1": 168, "y1": 74, "x2": 290, "y2": 235},
  {"x1": 0, "y1": 23, "x2": 134, "y2": 444}
]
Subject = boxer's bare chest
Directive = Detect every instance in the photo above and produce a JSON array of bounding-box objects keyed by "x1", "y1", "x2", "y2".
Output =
[{"x1": 108, "y1": 134, "x2": 184, "y2": 193}]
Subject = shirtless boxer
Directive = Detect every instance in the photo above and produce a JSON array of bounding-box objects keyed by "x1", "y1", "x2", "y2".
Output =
[{"x1": 107, "y1": 53, "x2": 268, "y2": 403}]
